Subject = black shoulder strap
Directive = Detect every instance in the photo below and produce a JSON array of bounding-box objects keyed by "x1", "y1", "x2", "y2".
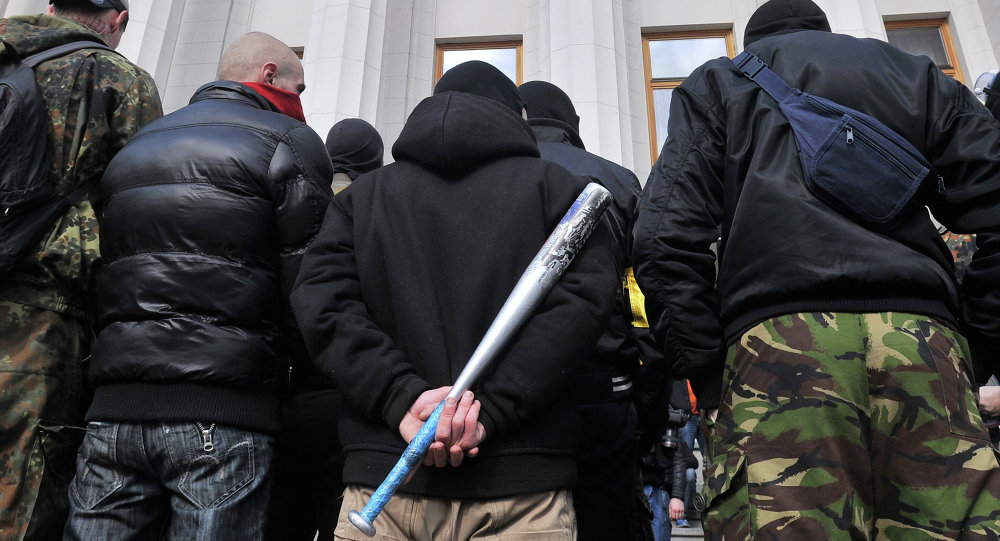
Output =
[
  {"x1": 19, "y1": 40, "x2": 117, "y2": 206},
  {"x1": 21, "y1": 40, "x2": 114, "y2": 68},
  {"x1": 732, "y1": 51, "x2": 794, "y2": 103},
  {"x1": 64, "y1": 179, "x2": 93, "y2": 206}
]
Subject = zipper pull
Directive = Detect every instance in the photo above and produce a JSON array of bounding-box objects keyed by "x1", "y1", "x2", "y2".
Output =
[
  {"x1": 846, "y1": 127, "x2": 854, "y2": 144},
  {"x1": 196, "y1": 422, "x2": 216, "y2": 452}
]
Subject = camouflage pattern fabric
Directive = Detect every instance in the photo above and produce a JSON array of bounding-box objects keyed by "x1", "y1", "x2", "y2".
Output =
[
  {"x1": 0, "y1": 302, "x2": 88, "y2": 541},
  {"x1": 943, "y1": 232, "x2": 977, "y2": 285},
  {"x1": 0, "y1": 14, "x2": 163, "y2": 316},
  {"x1": 0, "y1": 14, "x2": 162, "y2": 541},
  {"x1": 702, "y1": 312, "x2": 1000, "y2": 540}
]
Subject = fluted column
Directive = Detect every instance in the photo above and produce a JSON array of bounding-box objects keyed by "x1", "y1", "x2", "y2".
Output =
[
  {"x1": 159, "y1": 0, "x2": 235, "y2": 112},
  {"x1": 301, "y1": 0, "x2": 388, "y2": 142},
  {"x1": 117, "y1": 0, "x2": 187, "y2": 99},
  {"x1": 948, "y1": 0, "x2": 996, "y2": 83},
  {"x1": 2, "y1": 0, "x2": 46, "y2": 17},
  {"x1": 983, "y1": 0, "x2": 1000, "y2": 63},
  {"x1": 536, "y1": 0, "x2": 639, "y2": 170}
]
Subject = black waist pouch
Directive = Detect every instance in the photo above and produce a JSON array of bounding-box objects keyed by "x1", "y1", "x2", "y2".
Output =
[{"x1": 733, "y1": 51, "x2": 940, "y2": 229}]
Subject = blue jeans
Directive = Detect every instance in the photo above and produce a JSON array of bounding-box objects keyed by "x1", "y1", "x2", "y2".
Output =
[
  {"x1": 643, "y1": 485, "x2": 672, "y2": 541},
  {"x1": 64, "y1": 421, "x2": 274, "y2": 540},
  {"x1": 680, "y1": 413, "x2": 705, "y2": 512}
]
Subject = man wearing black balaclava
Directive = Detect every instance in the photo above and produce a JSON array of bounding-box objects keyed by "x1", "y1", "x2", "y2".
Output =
[
  {"x1": 291, "y1": 60, "x2": 617, "y2": 539},
  {"x1": 633, "y1": 0, "x2": 1000, "y2": 538},
  {"x1": 325, "y1": 118, "x2": 384, "y2": 193},
  {"x1": 519, "y1": 80, "x2": 664, "y2": 541}
]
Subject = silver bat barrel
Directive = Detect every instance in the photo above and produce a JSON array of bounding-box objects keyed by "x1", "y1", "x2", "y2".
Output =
[
  {"x1": 447, "y1": 181, "x2": 613, "y2": 398},
  {"x1": 349, "y1": 181, "x2": 613, "y2": 536}
]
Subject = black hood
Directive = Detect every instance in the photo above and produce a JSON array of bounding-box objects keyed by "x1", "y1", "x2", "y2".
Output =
[
  {"x1": 433, "y1": 60, "x2": 525, "y2": 116},
  {"x1": 392, "y1": 91, "x2": 538, "y2": 174},
  {"x1": 744, "y1": 0, "x2": 831, "y2": 48},
  {"x1": 325, "y1": 118, "x2": 383, "y2": 180},
  {"x1": 519, "y1": 80, "x2": 583, "y2": 143}
]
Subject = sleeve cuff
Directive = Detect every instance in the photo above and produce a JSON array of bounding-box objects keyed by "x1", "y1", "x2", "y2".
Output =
[
  {"x1": 967, "y1": 333, "x2": 1000, "y2": 386},
  {"x1": 688, "y1": 361, "x2": 725, "y2": 411},
  {"x1": 382, "y1": 374, "x2": 432, "y2": 431}
]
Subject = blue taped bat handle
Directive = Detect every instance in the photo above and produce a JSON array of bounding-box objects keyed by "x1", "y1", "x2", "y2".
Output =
[{"x1": 348, "y1": 400, "x2": 446, "y2": 536}]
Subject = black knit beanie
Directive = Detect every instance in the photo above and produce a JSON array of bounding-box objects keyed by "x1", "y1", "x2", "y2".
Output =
[
  {"x1": 325, "y1": 118, "x2": 384, "y2": 180},
  {"x1": 744, "y1": 0, "x2": 831, "y2": 48},
  {"x1": 519, "y1": 81, "x2": 581, "y2": 133},
  {"x1": 433, "y1": 60, "x2": 526, "y2": 116}
]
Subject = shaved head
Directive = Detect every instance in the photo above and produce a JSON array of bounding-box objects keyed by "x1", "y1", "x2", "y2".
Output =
[{"x1": 217, "y1": 32, "x2": 305, "y2": 94}]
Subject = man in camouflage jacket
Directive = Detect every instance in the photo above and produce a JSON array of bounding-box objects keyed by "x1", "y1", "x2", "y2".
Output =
[{"x1": 0, "y1": 1, "x2": 162, "y2": 538}]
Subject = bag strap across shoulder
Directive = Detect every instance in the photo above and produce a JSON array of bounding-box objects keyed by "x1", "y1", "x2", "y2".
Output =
[
  {"x1": 733, "y1": 51, "x2": 793, "y2": 102},
  {"x1": 20, "y1": 40, "x2": 114, "y2": 68},
  {"x1": 27, "y1": 41, "x2": 116, "y2": 207}
]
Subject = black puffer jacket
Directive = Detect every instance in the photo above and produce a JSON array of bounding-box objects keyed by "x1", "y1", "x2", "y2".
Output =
[
  {"x1": 88, "y1": 81, "x2": 333, "y2": 432},
  {"x1": 291, "y1": 91, "x2": 617, "y2": 499},
  {"x1": 634, "y1": 29, "x2": 1000, "y2": 408}
]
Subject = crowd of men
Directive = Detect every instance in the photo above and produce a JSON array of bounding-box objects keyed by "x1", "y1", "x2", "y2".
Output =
[{"x1": 1, "y1": 0, "x2": 999, "y2": 539}]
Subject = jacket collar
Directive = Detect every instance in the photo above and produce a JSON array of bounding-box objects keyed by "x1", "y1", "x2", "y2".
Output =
[
  {"x1": 188, "y1": 80, "x2": 282, "y2": 113},
  {"x1": 527, "y1": 118, "x2": 586, "y2": 150}
]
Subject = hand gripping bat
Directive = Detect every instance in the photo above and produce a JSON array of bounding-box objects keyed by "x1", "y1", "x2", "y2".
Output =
[{"x1": 348, "y1": 181, "x2": 613, "y2": 536}]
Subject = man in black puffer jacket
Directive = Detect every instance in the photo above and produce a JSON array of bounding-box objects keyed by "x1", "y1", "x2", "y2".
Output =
[
  {"x1": 633, "y1": 0, "x2": 1000, "y2": 538},
  {"x1": 292, "y1": 61, "x2": 617, "y2": 540},
  {"x1": 64, "y1": 32, "x2": 332, "y2": 540}
]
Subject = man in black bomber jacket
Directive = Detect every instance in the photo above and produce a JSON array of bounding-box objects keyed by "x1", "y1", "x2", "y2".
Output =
[
  {"x1": 65, "y1": 32, "x2": 333, "y2": 540},
  {"x1": 291, "y1": 61, "x2": 617, "y2": 540},
  {"x1": 518, "y1": 80, "x2": 659, "y2": 541},
  {"x1": 633, "y1": 0, "x2": 1000, "y2": 538}
]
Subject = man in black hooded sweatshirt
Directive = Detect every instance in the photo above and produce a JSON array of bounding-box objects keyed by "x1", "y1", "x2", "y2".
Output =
[
  {"x1": 518, "y1": 80, "x2": 661, "y2": 541},
  {"x1": 291, "y1": 60, "x2": 617, "y2": 540},
  {"x1": 633, "y1": 0, "x2": 1000, "y2": 538}
]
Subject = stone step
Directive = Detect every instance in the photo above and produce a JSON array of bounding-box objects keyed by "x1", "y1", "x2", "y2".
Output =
[{"x1": 670, "y1": 518, "x2": 705, "y2": 538}]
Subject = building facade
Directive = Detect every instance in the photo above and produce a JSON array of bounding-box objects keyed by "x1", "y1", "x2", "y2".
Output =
[{"x1": 4, "y1": 0, "x2": 999, "y2": 182}]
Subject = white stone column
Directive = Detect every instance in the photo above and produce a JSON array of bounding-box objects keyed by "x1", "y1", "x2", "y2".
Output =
[
  {"x1": 809, "y1": 0, "x2": 886, "y2": 39},
  {"x1": 117, "y1": 0, "x2": 187, "y2": 99},
  {"x1": 980, "y1": 0, "x2": 1000, "y2": 71},
  {"x1": 949, "y1": 0, "x2": 996, "y2": 83},
  {"x1": 535, "y1": 0, "x2": 640, "y2": 170},
  {"x1": 301, "y1": 0, "x2": 388, "y2": 143},
  {"x1": 2, "y1": 0, "x2": 46, "y2": 17},
  {"x1": 620, "y1": 0, "x2": 650, "y2": 180},
  {"x1": 160, "y1": 0, "x2": 234, "y2": 113},
  {"x1": 369, "y1": 0, "x2": 436, "y2": 156}
]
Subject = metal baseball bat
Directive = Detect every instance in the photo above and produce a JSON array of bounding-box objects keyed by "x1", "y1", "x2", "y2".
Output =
[{"x1": 348, "y1": 182, "x2": 613, "y2": 536}]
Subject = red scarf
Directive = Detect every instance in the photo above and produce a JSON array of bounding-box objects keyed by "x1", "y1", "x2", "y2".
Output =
[{"x1": 243, "y1": 82, "x2": 306, "y2": 122}]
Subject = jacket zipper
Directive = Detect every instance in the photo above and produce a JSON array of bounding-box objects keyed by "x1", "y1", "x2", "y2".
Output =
[
  {"x1": 806, "y1": 95, "x2": 927, "y2": 168},
  {"x1": 843, "y1": 123, "x2": 917, "y2": 179}
]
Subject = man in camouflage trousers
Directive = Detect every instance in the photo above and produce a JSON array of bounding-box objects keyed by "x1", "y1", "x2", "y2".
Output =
[
  {"x1": 0, "y1": 1, "x2": 162, "y2": 539},
  {"x1": 707, "y1": 313, "x2": 999, "y2": 539},
  {"x1": 633, "y1": 0, "x2": 1000, "y2": 538}
]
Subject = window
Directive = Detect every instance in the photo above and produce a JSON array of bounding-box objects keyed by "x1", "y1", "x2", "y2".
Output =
[
  {"x1": 435, "y1": 41, "x2": 522, "y2": 85},
  {"x1": 642, "y1": 30, "x2": 735, "y2": 162},
  {"x1": 884, "y1": 19, "x2": 964, "y2": 82}
]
